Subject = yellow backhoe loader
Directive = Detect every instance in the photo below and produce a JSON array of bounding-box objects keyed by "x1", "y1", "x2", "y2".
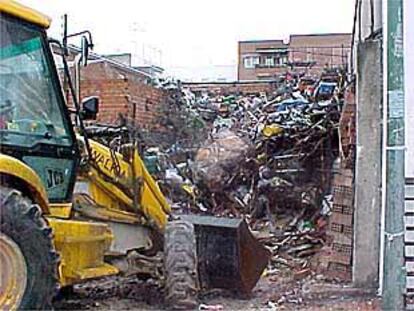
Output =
[{"x1": 0, "y1": 1, "x2": 269, "y2": 310}]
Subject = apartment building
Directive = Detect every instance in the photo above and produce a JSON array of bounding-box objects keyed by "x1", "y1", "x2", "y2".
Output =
[
  {"x1": 237, "y1": 40, "x2": 288, "y2": 81},
  {"x1": 238, "y1": 33, "x2": 352, "y2": 81}
]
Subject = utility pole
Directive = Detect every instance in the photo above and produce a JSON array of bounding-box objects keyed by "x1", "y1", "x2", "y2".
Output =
[
  {"x1": 61, "y1": 14, "x2": 70, "y2": 103},
  {"x1": 382, "y1": 0, "x2": 406, "y2": 309}
]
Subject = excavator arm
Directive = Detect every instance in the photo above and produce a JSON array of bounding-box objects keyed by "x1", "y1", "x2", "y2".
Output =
[{"x1": 74, "y1": 137, "x2": 171, "y2": 230}]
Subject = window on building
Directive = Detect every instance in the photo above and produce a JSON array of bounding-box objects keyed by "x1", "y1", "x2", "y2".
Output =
[
  {"x1": 276, "y1": 56, "x2": 287, "y2": 66},
  {"x1": 244, "y1": 56, "x2": 259, "y2": 69},
  {"x1": 306, "y1": 48, "x2": 311, "y2": 62},
  {"x1": 244, "y1": 57, "x2": 252, "y2": 68},
  {"x1": 265, "y1": 56, "x2": 274, "y2": 67}
]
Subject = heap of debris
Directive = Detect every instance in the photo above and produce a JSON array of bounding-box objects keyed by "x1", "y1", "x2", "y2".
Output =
[
  {"x1": 85, "y1": 71, "x2": 347, "y2": 279},
  {"x1": 158, "y1": 71, "x2": 345, "y2": 277}
]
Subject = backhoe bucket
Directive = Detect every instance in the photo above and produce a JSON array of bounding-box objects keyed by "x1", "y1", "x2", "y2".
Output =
[{"x1": 180, "y1": 215, "x2": 270, "y2": 295}]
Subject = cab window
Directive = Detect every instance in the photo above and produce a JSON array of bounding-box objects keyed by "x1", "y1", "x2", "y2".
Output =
[{"x1": 0, "y1": 14, "x2": 72, "y2": 147}]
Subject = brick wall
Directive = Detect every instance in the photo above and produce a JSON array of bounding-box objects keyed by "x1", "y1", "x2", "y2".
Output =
[
  {"x1": 78, "y1": 79, "x2": 165, "y2": 129},
  {"x1": 318, "y1": 82, "x2": 356, "y2": 282},
  {"x1": 63, "y1": 62, "x2": 167, "y2": 129},
  {"x1": 289, "y1": 33, "x2": 352, "y2": 75}
]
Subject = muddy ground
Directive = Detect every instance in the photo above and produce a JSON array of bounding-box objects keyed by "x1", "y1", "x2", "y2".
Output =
[{"x1": 53, "y1": 274, "x2": 379, "y2": 310}]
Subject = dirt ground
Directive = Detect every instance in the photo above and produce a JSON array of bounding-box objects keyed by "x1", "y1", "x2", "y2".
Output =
[{"x1": 53, "y1": 274, "x2": 380, "y2": 311}]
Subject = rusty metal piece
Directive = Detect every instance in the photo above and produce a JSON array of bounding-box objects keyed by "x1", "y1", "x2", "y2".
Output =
[{"x1": 181, "y1": 215, "x2": 270, "y2": 295}]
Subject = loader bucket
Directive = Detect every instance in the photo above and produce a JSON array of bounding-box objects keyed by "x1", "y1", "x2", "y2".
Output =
[{"x1": 180, "y1": 215, "x2": 270, "y2": 295}]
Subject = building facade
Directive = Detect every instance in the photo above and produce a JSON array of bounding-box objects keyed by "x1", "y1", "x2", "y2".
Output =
[
  {"x1": 237, "y1": 40, "x2": 288, "y2": 81},
  {"x1": 238, "y1": 33, "x2": 352, "y2": 81}
]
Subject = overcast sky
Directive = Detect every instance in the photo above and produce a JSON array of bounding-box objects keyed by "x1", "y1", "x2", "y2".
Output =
[{"x1": 21, "y1": 0, "x2": 355, "y2": 78}]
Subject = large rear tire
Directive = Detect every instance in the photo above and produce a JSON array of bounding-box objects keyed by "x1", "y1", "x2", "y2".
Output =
[
  {"x1": 0, "y1": 187, "x2": 59, "y2": 310},
  {"x1": 164, "y1": 220, "x2": 198, "y2": 310}
]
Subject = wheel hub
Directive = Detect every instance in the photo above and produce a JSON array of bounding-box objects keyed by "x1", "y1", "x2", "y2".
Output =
[{"x1": 0, "y1": 233, "x2": 27, "y2": 310}]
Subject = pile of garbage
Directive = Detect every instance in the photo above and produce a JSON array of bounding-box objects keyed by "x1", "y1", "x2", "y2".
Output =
[
  {"x1": 158, "y1": 71, "x2": 344, "y2": 275},
  {"x1": 87, "y1": 71, "x2": 345, "y2": 276},
  {"x1": 189, "y1": 97, "x2": 340, "y2": 215}
]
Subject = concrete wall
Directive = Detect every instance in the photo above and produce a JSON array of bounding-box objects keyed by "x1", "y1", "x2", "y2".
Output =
[
  {"x1": 351, "y1": 0, "x2": 382, "y2": 74},
  {"x1": 353, "y1": 39, "x2": 383, "y2": 288}
]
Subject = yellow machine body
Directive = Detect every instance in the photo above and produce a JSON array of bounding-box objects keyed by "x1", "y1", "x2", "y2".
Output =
[
  {"x1": 48, "y1": 218, "x2": 118, "y2": 287},
  {"x1": 79, "y1": 139, "x2": 171, "y2": 230},
  {"x1": 46, "y1": 137, "x2": 171, "y2": 286},
  {"x1": 0, "y1": 0, "x2": 173, "y2": 289},
  {"x1": 0, "y1": 139, "x2": 171, "y2": 287},
  {"x1": 0, "y1": 155, "x2": 120, "y2": 286},
  {"x1": 0, "y1": 154, "x2": 49, "y2": 213},
  {"x1": 0, "y1": 0, "x2": 155, "y2": 288},
  {"x1": 0, "y1": 0, "x2": 50, "y2": 28},
  {"x1": 0, "y1": 131, "x2": 170, "y2": 288}
]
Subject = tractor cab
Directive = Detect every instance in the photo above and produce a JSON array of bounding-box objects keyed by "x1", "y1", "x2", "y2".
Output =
[{"x1": 0, "y1": 11, "x2": 79, "y2": 204}]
